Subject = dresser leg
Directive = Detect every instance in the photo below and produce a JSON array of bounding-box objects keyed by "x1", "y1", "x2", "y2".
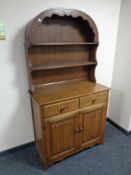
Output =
[
  {"x1": 43, "y1": 161, "x2": 48, "y2": 170},
  {"x1": 100, "y1": 137, "x2": 105, "y2": 145}
]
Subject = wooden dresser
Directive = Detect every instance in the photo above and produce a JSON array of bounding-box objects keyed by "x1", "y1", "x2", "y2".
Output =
[{"x1": 25, "y1": 8, "x2": 109, "y2": 169}]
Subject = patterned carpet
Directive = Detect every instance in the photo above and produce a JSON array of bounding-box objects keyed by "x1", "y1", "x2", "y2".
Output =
[{"x1": 0, "y1": 122, "x2": 131, "y2": 175}]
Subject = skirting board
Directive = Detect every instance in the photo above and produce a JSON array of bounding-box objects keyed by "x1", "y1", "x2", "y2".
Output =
[
  {"x1": 107, "y1": 118, "x2": 131, "y2": 135},
  {"x1": 0, "y1": 142, "x2": 35, "y2": 156},
  {"x1": 1, "y1": 119, "x2": 131, "y2": 155}
]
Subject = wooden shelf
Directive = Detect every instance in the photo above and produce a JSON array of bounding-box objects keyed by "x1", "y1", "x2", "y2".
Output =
[
  {"x1": 31, "y1": 62, "x2": 97, "y2": 71},
  {"x1": 27, "y1": 42, "x2": 98, "y2": 47}
]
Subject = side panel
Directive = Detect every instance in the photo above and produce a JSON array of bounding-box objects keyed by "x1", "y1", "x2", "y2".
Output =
[{"x1": 31, "y1": 97, "x2": 44, "y2": 160}]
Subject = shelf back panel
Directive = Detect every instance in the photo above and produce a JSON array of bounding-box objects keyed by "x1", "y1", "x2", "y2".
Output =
[
  {"x1": 29, "y1": 15, "x2": 95, "y2": 44},
  {"x1": 31, "y1": 67, "x2": 89, "y2": 85},
  {"x1": 29, "y1": 45, "x2": 90, "y2": 66}
]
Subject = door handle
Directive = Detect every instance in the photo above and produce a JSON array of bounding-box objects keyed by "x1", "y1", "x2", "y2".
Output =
[
  {"x1": 79, "y1": 127, "x2": 83, "y2": 132},
  {"x1": 74, "y1": 128, "x2": 79, "y2": 134},
  {"x1": 74, "y1": 128, "x2": 83, "y2": 134}
]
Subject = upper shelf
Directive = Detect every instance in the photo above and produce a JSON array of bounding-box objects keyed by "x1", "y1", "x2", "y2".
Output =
[
  {"x1": 30, "y1": 61, "x2": 97, "y2": 71},
  {"x1": 25, "y1": 42, "x2": 99, "y2": 47}
]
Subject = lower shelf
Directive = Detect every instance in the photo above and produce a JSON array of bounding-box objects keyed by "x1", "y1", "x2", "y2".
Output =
[{"x1": 31, "y1": 62, "x2": 97, "y2": 71}]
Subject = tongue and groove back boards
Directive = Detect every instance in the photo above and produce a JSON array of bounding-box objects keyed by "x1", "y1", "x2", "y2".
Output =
[{"x1": 25, "y1": 8, "x2": 99, "y2": 93}]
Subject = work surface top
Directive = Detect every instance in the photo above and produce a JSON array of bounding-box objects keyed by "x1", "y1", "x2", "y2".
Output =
[{"x1": 32, "y1": 80, "x2": 110, "y2": 105}]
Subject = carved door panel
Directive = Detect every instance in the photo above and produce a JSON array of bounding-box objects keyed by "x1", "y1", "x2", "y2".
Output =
[
  {"x1": 78, "y1": 105, "x2": 106, "y2": 148},
  {"x1": 44, "y1": 113, "x2": 78, "y2": 161}
]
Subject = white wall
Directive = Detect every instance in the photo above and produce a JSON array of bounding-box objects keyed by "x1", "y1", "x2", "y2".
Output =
[
  {"x1": 108, "y1": 0, "x2": 131, "y2": 131},
  {"x1": 0, "y1": 0, "x2": 121, "y2": 151}
]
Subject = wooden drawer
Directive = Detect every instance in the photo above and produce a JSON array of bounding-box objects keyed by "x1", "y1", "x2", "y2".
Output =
[
  {"x1": 80, "y1": 92, "x2": 107, "y2": 108},
  {"x1": 43, "y1": 98, "x2": 79, "y2": 117}
]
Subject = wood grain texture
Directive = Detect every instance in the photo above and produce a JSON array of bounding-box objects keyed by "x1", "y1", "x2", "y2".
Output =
[
  {"x1": 29, "y1": 45, "x2": 90, "y2": 68},
  {"x1": 43, "y1": 98, "x2": 79, "y2": 117},
  {"x1": 80, "y1": 109, "x2": 103, "y2": 144},
  {"x1": 25, "y1": 8, "x2": 98, "y2": 44},
  {"x1": 31, "y1": 98, "x2": 43, "y2": 158},
  {"x1": 25, "y1": 8, "x2": 98, "y2": 90},
  {"x1": 33, "y1": 81, "x2": 109, "y2": 105},
  {"x1": 45, "y1": 113, "x2": 77, "y2": 158},
  {"x1": 24, "y1": 8, "x2": 110, "y2": 169},
  {"x1": 80, "y1": 92, "x2": 107, "y2": 108},
  {"x1": 31, "y1": 67, "x2": 89, "y2": 85}
]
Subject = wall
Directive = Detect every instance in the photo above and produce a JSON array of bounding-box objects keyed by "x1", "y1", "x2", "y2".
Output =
[
  {"x1": 108, "y1": 0, "x2": 131, "y2": 131},
  {"x1": 0, "y1": 0, "x2": 121, "y2": 151}
]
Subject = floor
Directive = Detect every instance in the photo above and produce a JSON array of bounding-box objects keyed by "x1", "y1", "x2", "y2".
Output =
[{"x1": 0, "y1": 122, "x2": 131, "y2": 175}]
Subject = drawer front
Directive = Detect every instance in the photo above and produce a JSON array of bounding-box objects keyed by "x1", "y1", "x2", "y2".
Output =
[
  {"x1": 80, "y1": 92, "x2": 107, "y2": 108},
  {"x1": 44, "y1": 104, "x2": 59, "y2": 117},
  {"x1": 93, "y1": 92, "x2": 107, "y2": 104},
  {"x1": 43, "y1": 98, "x2": 79, "y2": 117}
]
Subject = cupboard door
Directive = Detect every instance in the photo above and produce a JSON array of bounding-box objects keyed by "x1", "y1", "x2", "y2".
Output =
[
  {"x1": 44, "y1": 114, "x2": 78, "y2": 161},
  {"x1": 79, "y1": 105, "x2": 105, "y2": 148}
]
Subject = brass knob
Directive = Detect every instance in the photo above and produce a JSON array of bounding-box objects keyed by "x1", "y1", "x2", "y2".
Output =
[
  {"x1": 92, "y1": 99, "x2": 95, "y2": 104},
  {"x1": 60, "y1": 108, "x2": 66, "y2": 113},
  {"x1": 79, "y1": 127, "x2": 83, "y2": 132},
  {"x1": 75, "y1": 128, "x2": 79, "y2": 134}
]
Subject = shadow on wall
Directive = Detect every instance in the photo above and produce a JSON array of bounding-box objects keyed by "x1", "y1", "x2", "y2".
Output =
[
  {"x1": 108, "y1": 89, "x2": 125, "y2": 125},
  {"x1": 3, "y1": 25, "x2": 34, "y2": 149}
]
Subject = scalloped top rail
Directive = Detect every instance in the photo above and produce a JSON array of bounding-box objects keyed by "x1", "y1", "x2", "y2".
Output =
[{"x1": 25, "y1": 8, "x2": 99, "y2": 44}]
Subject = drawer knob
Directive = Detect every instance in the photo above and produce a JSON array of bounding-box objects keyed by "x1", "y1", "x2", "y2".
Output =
[
  {"x1": 74, "y1": 128, "x2": 83, "y2": 134},
  {"x1": 92, "y1": 99, "x2": 96, "y2": 104},
  {"x1": 79, "y1": 127, "x2": 83, "y2": 132},
  {"x1": 75, "y1": 128, "x2": 79, "y2": 133},
  {"x1": 60, "y1": 108, "x2": 66, "y2": 113}
]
